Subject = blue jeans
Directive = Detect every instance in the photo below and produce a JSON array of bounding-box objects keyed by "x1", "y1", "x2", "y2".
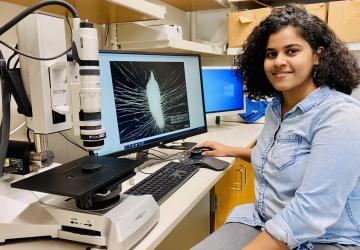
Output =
[{"x1": 191, "y1": 223, "x2": 360, "y2": 250}]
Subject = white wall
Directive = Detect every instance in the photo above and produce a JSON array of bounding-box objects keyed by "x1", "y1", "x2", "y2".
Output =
[
  {"x1": 149, "y1": 0, "x2": 191, "y2": 40},
  {"x1": 193, "y1": 8, "x2": 234, "y2": 66},
  {"x1": 193, "y1": 8, "x2": 228, "y2": 47},
  {"x1": 352, "y1": 88, "x2": 360, "y2": 101}
]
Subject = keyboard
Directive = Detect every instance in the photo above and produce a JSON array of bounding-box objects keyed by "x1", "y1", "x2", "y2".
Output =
[{"x1": 124, "y1": 161, "x2": 199, "y2": 204}]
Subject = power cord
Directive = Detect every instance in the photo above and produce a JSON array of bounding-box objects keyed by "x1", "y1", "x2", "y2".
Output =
[
  {"x1": 59, "y1": 132, "x2": 88, "y2": 152},
  {"x1": 0, "y1": 40, "x2": 72, "y2": 61},
  {"x1": 6, "y1": 44, "x2": 19, "y2": 69},
  {"x1": 136, "y1": 151, "x2": 188, "y2": 175},
  {"x1": 26, "y1": 128, "x2": 33, "y2": 142},
  {"x1": 149, "y1": 148, "x2": 169, "y2": 156},
  {"x1": 0, "y1": 0, "x2": 77, "y2": 62},
  {"x1": 0, "y1": 50, "x2": 10, "y2": 176}
]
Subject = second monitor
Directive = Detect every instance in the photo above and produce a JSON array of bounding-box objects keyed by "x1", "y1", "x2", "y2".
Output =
[{"x1": 202, "y1": 66, "x2": 245, "y2": 124}]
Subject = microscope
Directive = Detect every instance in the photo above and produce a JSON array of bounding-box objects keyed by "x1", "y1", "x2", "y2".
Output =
[{"x1": 0, "y1": 1, "x2": 159, "y2": 249}]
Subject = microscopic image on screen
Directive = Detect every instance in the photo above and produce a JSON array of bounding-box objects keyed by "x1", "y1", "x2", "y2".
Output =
[{"x1": 110, "y1": 61, "x2": 190, "y2": 143}]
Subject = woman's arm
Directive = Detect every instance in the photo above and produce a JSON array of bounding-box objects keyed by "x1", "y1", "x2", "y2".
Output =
[{"x1": 195, "y1": 141, "x2": 252, "y2": 162}]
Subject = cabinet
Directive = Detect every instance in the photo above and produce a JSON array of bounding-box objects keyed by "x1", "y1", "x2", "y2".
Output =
[
  {"x1": 227, "y1": 0, "x2": 360, "y2": 55},
  {"x1": 1, "y1": 0, "x2": 166, "y2": 24},
  {"x1": 228, "y1": 2, "x2": 327, "y2": 48},
  {"x1": 213, "y1": 157, "x2": 255, "y2": 230},
  {"x1": 161, "y1": 0, "x2": 229, "y2": 11}
]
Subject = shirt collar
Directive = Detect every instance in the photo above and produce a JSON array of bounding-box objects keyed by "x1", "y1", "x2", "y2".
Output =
[
  {"x1": 271, "y1": 86, "x2": 332, "y2": 117},
  {"x1": 296, "y1": 86, "x2": 332, "y2": 113}
]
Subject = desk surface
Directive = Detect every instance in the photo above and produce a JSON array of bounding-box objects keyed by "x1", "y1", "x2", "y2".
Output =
[{"x1": 0, "y1": 122, "x2": 263, "y2": 250}]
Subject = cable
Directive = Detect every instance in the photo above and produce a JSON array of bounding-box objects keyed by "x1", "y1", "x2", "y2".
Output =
[
  {"x1": 59, "y1": 132, "x2": 88, "y2": 152},
  {"x1": 0, "y1": 0, "x2": 77, "y2": 62},
  {"x1": 0, "y1": 40, "x2": 71, "y2": 61},
  {"x1": 136, "y1": 151, "x2": 183, "y2": 175},
  {"x1": 0, "y1": 53, "x2": 11, "y2": 176},
  {"x1": 26, "y1": 128, "x2": 33, "y2": 142},
  {"x1": 178, "y1": 150, "x2": 192, "y2": 164},
  {"x1": 31, "y1": 191, "x2": 83, "y2": 213},
  {"x1": 9, "y1": 122, "x2": 25, "y2": 136},
  {"x1": 138, "y1": 158, "x2": 163, "y2": 175},
  {"x1": 0, "y1": 0, "x2": 78, "y2": 36},
  {"x1": 65, "y1": 15, "x2": 73, "y2": 45},
  {"x1": 145, "y1": 152, "x2": 166, "y2": 160},
  {"x1": 13, "y1": 58, "x2": 19, "y2": 68},
  {"x1": 149, "y1": 148, "x2": 169, "y2": 156},
  {"x1": 65, "y1": 15, "x2": 72, "y2": 33},
  {"x1": 6, "y1": 44, "x2": 18, "y2": 70},
  {"x1": 138, "y1": 168, "x2": 152, "y2": 175}
]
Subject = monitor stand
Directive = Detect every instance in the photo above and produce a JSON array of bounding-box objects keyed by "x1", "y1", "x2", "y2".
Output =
[
  {"x1": 158, "y1": 141, "x2": 197, "y2": 151},
  {"x1": 136, "y1": 150, "x2": 149, "y2": 161}
]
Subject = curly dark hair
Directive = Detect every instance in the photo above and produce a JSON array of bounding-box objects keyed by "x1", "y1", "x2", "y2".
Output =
[{"x1": 236, "y1": 4, "x2": 360, "y2": 100}]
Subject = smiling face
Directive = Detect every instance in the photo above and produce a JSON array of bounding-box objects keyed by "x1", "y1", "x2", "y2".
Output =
[{"x1": 264, "y1": 26, "x2": 321, "y2": 101}]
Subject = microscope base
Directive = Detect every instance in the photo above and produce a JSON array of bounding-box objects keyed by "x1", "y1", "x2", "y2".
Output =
[{"x1": 0, "y1": 176, "x2": 159, "y2": 250}]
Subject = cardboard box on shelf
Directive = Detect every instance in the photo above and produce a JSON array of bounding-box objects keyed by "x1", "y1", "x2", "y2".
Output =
[
  {"x1": 228, "y1": 3, "x2": 327, "y2": 48},
  {"x1": 328, "y1": 0, "x2": 360, "y2": 43},
  {"x1": 304, "y1": 3, "x2": 327, "y2": 22},
  {"x1": 228, "y1": 7, "x2": 271, "y2": 48}
]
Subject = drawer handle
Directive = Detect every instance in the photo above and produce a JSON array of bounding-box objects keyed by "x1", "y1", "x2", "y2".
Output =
[{"x1": 232, "y1": 165, "x2": 247, "y2": 191}]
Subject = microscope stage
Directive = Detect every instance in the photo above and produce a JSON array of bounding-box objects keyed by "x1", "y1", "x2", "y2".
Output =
[{"x1": 11, "y1": 156, "x2": 142, "y2": 199}]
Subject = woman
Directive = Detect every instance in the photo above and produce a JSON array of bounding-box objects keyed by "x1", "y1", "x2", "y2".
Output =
[{"x1": 192, "y1": 4, "x2": 360, "y2": 250}]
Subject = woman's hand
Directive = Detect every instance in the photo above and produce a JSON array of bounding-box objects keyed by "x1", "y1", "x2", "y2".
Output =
[
  {"x1": 195, "y1": 141, "x2": 236, "y2": 157},
  {"x1": 195, "y1": 141, "x2": 253, "y2": 162}
]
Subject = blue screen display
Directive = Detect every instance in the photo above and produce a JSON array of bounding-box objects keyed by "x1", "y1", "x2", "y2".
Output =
[{"x1": 201, "y1": 68, "x2": 244, "y2": 113}]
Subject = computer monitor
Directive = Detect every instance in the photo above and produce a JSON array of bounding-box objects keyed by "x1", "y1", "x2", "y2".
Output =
[
  {"x1": 95, "y1": 50, "x2": 207, "y2": 157},
  {"x1": 201, "y1": 66, "x2": 245, "y2": 116}
]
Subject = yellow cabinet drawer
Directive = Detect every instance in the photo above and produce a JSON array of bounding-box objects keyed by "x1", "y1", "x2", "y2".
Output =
[{"x1": 213, "y1": 158, "x2": 255, "y2": 230}]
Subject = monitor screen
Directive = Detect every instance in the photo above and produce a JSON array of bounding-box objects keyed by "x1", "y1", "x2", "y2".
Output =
[
  {"x1": 95, "y1": 50, "x2": 207, "y2": 157},
  {"x1": 201, "y1": 66, "x2": 245, "y2": 115}
]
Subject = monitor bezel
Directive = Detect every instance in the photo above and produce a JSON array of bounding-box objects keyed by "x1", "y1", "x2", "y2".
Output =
[
  {"x1": 201, "y1": 66, "x2": 246, "y2": 116},
  {"x1": 96, "y1": 50, "x2": 208, "y2": 158}
]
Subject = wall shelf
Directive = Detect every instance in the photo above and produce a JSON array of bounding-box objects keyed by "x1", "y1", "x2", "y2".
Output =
[
  {"x1": 2, "y1": 0, "x2": 166, "y2": 24},
  {"x1": 227, "y1": 47, "x2": 242, "y2": 55},
  {"x1": 347, "y1": 43, "x2": 360, "y2": 51},
  {"x1": 160, "y1": 0, "x2": 229, "y2": 11},
  {"x1": 119, "y1": 39, "x2": 226, "y2": 56},
  {"x1": 228, "y1": 0, "x2": 268, "y2": 10}
]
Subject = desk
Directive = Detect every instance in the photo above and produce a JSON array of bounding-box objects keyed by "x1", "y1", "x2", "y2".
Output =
[{"x1": 0, "y1": 122, "x2": 263, "y2": 250}]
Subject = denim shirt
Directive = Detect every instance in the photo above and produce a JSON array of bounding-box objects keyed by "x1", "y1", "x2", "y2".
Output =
[{"x1": 226, "y1": 87, "x2": 360, "y2": 249}]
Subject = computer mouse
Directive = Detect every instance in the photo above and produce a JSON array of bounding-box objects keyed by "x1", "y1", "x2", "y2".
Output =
[
  {"x1": 189, "y1": 147, "x2": 213, "y2": 159},
  {"x1": 193, "y1": 146, "x2": 213, "y2": 152},
  {"x1": 190, "y1": 147, "x2": 214, "y2": 158}
]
